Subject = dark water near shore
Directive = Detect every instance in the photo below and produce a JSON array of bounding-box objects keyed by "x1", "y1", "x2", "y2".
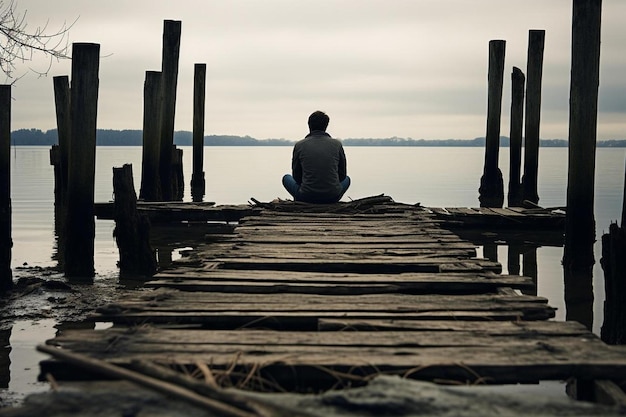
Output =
[{"x1": 4, "y1": 145, "x2": 626, "y2": 403}]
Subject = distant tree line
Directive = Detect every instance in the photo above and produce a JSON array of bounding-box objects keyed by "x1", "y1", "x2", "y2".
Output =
[{"x1": 9, "y1": 128, "x2": 626, "y2": 147}]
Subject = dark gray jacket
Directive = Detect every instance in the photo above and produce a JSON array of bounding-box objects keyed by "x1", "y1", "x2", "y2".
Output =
[{"x1": 292, "y1": 131, "x2": 347, "y2": 203}]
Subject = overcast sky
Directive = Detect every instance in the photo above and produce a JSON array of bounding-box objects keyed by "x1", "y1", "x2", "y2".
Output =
[{"x1": 5, "y1": 0, "x2": 626, "y2": 140}]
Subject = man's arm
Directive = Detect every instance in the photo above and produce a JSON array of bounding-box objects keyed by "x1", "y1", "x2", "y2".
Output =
[
  {"x1": 338, "y1": 146, "x2": 347, "y2": 181},
  {"x1": 292, "y1": 147, "x2": 303, "y2": 184}
]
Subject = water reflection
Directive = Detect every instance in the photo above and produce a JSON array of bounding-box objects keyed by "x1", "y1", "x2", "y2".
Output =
[
  {"x1": 0, "y1": 320, "x2": 56, "y2": 405},
  {"x1": 455, "y1": 228, "x2": 595, "y2": 320},
  {"x1": 0, "y1": 327, "x2": 11, "y2": 389},
  {"x1": 522, "y1": 247, "x2": 538, "y2": 296},
  {"x1": 463, "y1": 228, "x2": 597, "y2": 331},
  {"x1": 52, "y1": 214, "x2": 236, "y2": 282},
  {"x1": 563, "y1": 266, "x2": 595, "y2": 331}
]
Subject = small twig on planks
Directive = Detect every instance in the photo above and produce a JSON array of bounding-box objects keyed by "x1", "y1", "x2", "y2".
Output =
[
  {"x1": 195, "y1": 360, "x2": 218, "y2": 388},
  {"x1": 45, "y1": 373, "x2": 59, "y2": 391},
  {"x1": 36, "y1": 345, "x2": 258, "y2": 417}
]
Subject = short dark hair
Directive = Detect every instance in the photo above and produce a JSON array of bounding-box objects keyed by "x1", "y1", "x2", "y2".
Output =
[{"x1": 308, "y1": 111, "x2": 330, "y2": 131}]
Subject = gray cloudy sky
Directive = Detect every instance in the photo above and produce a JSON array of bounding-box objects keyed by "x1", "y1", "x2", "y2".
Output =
[{"x1": 6, "y1": 0, "x2": 626, "y2": 140}]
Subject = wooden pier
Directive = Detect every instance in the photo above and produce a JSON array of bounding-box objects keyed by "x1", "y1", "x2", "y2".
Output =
[{"x1": 33, "y1": 196, "x2": 626, "y2": 410}]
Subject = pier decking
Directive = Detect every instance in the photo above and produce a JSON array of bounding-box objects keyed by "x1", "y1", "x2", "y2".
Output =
[{"x1": 35, "y1": 196, "x2": 626, "y2": 414}]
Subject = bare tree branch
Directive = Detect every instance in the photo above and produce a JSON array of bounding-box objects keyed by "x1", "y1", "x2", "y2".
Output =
[{"x1": 0, "y1": 0, "x2": 76, "y2": 79}]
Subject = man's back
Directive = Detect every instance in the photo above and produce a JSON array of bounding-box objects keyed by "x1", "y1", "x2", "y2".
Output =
[{"x1": 293, "y1": 131, "x2": 347, "y2": 202}]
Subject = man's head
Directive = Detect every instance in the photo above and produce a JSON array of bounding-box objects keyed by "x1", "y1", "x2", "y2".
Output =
[{"x1": 308, "y1": 111, "x2": 330, "y2": 132}]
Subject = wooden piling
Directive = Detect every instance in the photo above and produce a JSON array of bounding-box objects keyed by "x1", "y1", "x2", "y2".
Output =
[
  {"x1": 483, "y1": 243, "x2": 498, "y2": 263},
  {"x1": 65, "y1": 43, "x2": 100, "y2": 279},
  {"x1": 159, "y1": 20, "x2": 182, "y2": 201},
  {"x1": 139, "y1": 71, "x2": 163, "y2": 201},
  {"x1": 600, "y1": 158, "x2": 626, "y2": 345},
  {"x1": 562, "y1": 0, "x2": 601, "y2": 334},
  {"x1": 172, "y1": 146, "x2": 184, "y2": 201},
  {"x1": 507, "y1": 244, "x2": 521, "y2": 276},
  {"x1": 113, "y1": 164, "x2": 157, "y2": 277},
  {"x1": 51, "y1": 76, "x2": 71, "y2": 264},
  {"x1": 508, "y1": 67, "x2": 525, "y2": 207},
  {"x1": 0, "y1": 85, "x2": 12, "y2": 290},
  {"x1": 522, "y1": 247, "x2": 538, "y2": 296},
  {"x1": 478, "y1": 40, "x2": 506, "y2": 208},
  {"x1": 52, "y1": 76, "x2": 71, "y2": 206},
  {"x1": 521, "y1": 30, "x2": 546, "y2": 205},
  {"x1": 600, "y1": 223, "x2": 626, "y2": 345},
  {"x1": 191, "y1": 63, "x2": 206, "y2": 203}
]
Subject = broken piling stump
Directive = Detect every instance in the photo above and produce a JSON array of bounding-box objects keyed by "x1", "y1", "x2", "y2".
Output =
[{"x1": 113, "y1": 164, "x2": 157, "y2": 277}]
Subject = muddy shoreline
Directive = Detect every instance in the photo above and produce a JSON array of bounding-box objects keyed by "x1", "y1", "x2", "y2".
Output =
[{"x1": 0, "y1": 265, "x2": 149, "y2": 407}]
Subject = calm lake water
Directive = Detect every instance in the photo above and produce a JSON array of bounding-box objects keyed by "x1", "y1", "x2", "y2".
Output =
[
  {"x1": 9, "y1": 145, "x2": 626, "y2": 324},
  {"x1": 4, "y1": 145, "x2": 626, "y2": 402}
]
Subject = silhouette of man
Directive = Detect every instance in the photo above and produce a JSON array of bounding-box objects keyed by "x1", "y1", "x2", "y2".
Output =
[{"x1": 282, "y1": 111, "x2": 351, "y2": 203}]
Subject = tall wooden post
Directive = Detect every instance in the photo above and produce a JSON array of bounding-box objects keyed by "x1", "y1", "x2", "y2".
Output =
[
  {"x1": 191, "y1": 63, "x2": 207, "y2": 202},
  {"x1": 140, "y1": 71, "x2": 163, "y2": 201},
  {"x1": 479, "y1": 40, "x2": 506, "y2": 208},
  {"x1": 65, "y1": 43, "x2": 100, "y2": 279},
  {"x1": 53, "y1": 76, "x2": 71, "y2": 207},
  {"x1": 51, "y1": 76, "x2": 71, "y2": 266},
  {"x1": 0, "y1": 85, "x2": 12, "y2": 290},
  {"x1": 521, "y1": 30, "x2": 546, "y2": 205},
  {"x1": 159, "y1": 20, "x2": 182, "y2": 201},
  {"x1": 508, "y1": 67, "x2": 525, "y2": 207},
  {"x1": 563, "y1": 0, "x2": 602, "y2": 333}
]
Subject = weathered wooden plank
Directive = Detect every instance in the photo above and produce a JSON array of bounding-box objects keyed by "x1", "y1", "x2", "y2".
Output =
[
  {"x1": 94, "y1": 202, "x2": 258, "y2": 222},
  {"x1": 213, "y1": 251, "x2": 480, "y2": 262},
  {"x1": 147, "y1": 280, "x2": 441, "y2": 295},
  {"x1": 197, "y1": 243, "x2": 476, "y2": 259},
  {"x1": 112, "y1": 290, "x2": 549, "y2": 306},
  {"x1": 234, "y1": 241, "x2": 476, "y2": 250},
  {"x1": 147, "y1": 271, "x2": 534, "y2": 293},
  {"x1": 212, "y1": 257, "x2": 501, "y2": 274},
  {"x1": 317, "y1": 319, "x2": 588, "y2": 333},
  {"x1": 154, "y1": 269, "x2": 523, "y2": 283},
  {"x1": 145, "y1": 280, "x2": 522, "y2": 295},
  {"x1": 239, "y1": 219, "x2": 443, "y2": 229},
  {"x1": 50, "y1": 325, "x2": 597, "y2": 348},
  {"x1": 230, "y1": 235, "x2": 468, "y2": 244},
  {"x1": 447, "y1": 208, "x2": 483, "y2": 215},
  {"x1": 99, "y1": 298, "x2": 549, "y2": 313},
  {"x1": 48, "y1": 336, "x2": 607, "y2": 357},
  {"x1": 487, "y1": 208, "x2": 526, "y2": 217},
  {"x1": 237, "y1": 221, "x2": 453, "y2": 235},
  {"x1": 40, "y1": 340, "x2": 626, "y2": 384},
  {"x1": 242, "y1": 215, "x2": 430, "y2": 226},
  {"x1": 90, "y1": 310, "x2": 544, "y2": 326},
  {"x1": 92, "y1": 305, "x2": 552, "y2": 324}
]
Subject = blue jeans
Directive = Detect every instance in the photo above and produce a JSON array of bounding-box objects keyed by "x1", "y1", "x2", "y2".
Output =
[{"x1": 282, "y1": 174, "x2": 351, "y2": 203}]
